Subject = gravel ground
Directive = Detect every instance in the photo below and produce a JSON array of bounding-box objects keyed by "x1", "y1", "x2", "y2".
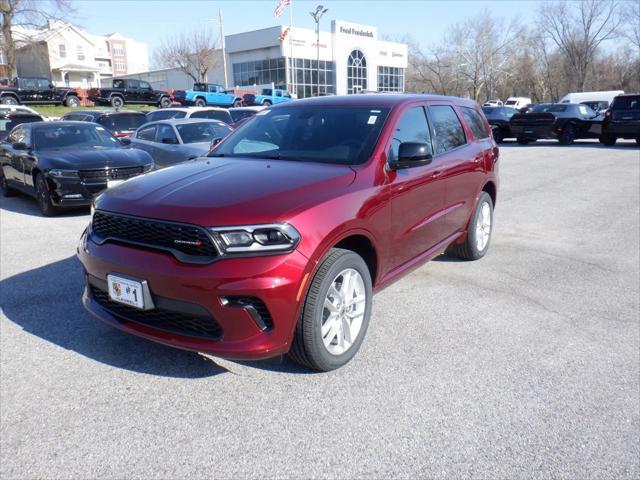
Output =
[{"x1": 1, "y1": 140, "x2": 639, "y2": 479}]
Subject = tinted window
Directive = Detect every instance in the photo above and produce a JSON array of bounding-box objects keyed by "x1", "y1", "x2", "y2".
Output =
[
  {"x1": 139, "y1": 81, "x2": 151, "y2": 90},
  {"x1": 176, "y1": 121, "x2": 232, "y2": 144},
  {"x1": 611, "y1": 96, "x2": 640, "y2": 110},
  {"x1": 146, "y1": 110, "x2": 183, "y2": 122},
  {"x1": 193, "y1": 83, "x2": 207, "y2": 92},
  {"x1": 112, "y1": 79, "x2": 124, "y2": 89},
  {"x1": 190, "y1": 110, "x2": 232, "y2": 123},
  {"x1": 460, "y1": 107, "x2": 489, "y2": 140},
  {"x1": 429, "y1": 105, "x2": 466, "y2": 154},
  {"x1": 229, "y1": 109, "x2": 258, "y2": 123},
  {"x1": 262, "y1": 88, "x2": 273, "y2": 96},
  {"x1": 505, "y1": 100, "x2": 517, "y2": 106},
  {"x1": 212, "y1": 106, "x2": 390, "y2": 165},
  {"x1": 389, "y1": 106, "x2": 432, "y2": 162},
  {"x1": 33, "y1": 124, "x2": 121, "y2": 150},
  {"x1": 136, "y1": 125, "x2": 156, "y2": 141},
  {"x1": 128, "y1": 80, "x2": 140, "y2": 89},
  {"x1": 157, "y1": 124, "x2": 178, "y2": 143},
  {"x1": 502, "y1": 107, "x2": 518, "y2": 117},
  {"x1": 98, "y1": 113, "x2": 147, "y2": 132}
]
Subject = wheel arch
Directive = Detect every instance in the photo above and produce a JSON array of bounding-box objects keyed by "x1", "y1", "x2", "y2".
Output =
[
  {"x1": 482, "y1": 180, "x2": 497, "y2": 206},
  {"x1": 0, "y1": 92, "x2": 20, "y2": 103}
]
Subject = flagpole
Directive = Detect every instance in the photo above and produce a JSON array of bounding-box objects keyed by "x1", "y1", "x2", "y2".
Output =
[
  {"x1": 289, "y1": 0, "x2": 296, "y2": 96},
  {"x1": 219, "y1": 8, "x2": 228, "y2": 89}
]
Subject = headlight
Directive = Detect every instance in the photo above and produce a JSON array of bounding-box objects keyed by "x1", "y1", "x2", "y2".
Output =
[
  {"x1": 208, "y1": 223, "x2": 300, "y2": 255},
  {"x1": 48, "y1": 169, "x2": 79, "y2": 178}
]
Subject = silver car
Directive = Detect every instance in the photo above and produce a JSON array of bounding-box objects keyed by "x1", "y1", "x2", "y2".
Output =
[{"x1": 130, "y1": 118, "x2": 233, "y2": 168}]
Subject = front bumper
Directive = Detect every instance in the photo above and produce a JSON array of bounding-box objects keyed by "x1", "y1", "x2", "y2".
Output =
[{"x1": 77, "y1": 228, "x2": 311, "y2": 360}]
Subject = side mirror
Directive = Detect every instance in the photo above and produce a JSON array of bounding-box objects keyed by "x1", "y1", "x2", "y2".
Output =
[
  {"x1": 391, "y1": 142, "x2": 433, "y2": 170},
  {"x1": 211, "y1": 137, "x2": 223, "y2": 147},
  {"x1": 12, "y1": 141, "x2": 28, "y2": 150},
  {"x1": 162, "y1": 137, "x2": 178, "y2": 145},
  {"x1": 120, "y1": 137, "x2": 132, "y2": 146}
]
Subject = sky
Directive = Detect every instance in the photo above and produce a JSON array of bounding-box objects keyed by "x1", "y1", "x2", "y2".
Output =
[{"x1": 72, "y1": 0, "x2": 541, "y2": 53}]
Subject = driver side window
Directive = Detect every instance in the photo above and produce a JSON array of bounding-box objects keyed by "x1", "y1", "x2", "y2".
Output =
[
  {"x1": 157, "y1": 124, "x2": 178, "y2": 144},
  {"x1": 389, "y1": 106, "x2": 432, "y2": 163},
  {"x1": 9, "y1": 126, "x2": 29, "y2": 145}
]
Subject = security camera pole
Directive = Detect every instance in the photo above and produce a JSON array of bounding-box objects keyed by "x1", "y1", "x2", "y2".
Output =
[{"x1": 310, "y1": 5, "x2": 328, "y2": 97}]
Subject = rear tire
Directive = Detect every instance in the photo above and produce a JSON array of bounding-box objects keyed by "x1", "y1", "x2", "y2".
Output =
[
  {"x1": 599, "y1": 134, "x2": 616, "y2": 146},
  {"x1": 65, "y1": 95, "x2": 80, "y2": 107},
  {"x1": 110, "y1": 96, "x2": 124, "y2": 108},
  {"x1": 263, "y1": 100, "x2": 272, "y2": 106},
  {"x1": 516, "y1": 135, "x2": 530, "y2": 145},
  {"x1": 232, "y1": 99, "x2": 242, "y2": 108},
  {"x1": 195, "y1": 98, "x2": 206, "y2": 107},
  {"x1": 447, "y1": 192, "x2": 494, "y2": 261},
  {"x1": 35, "y1": 174, "x2": 59, "y2": 217},
  {"x1": 492, "y1": 126, "x2": 504, "y2": 143},
  {"x1": 0, "y1": 169, "x2": 17, "y2": 197},
  {"x1": 159, "y1": 96, "x2": 171, "y2": 108},
  {"x1": 289, "y1": 248, "x2": 372, "y2": 371},
  {"x1": 559, "y1": 124, "x2": 576, "y2": 145}
]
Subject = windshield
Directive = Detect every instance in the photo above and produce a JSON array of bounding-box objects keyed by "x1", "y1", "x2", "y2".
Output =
[
  {"x1": 33, "y1": 124, "x2": 121, "y2": 150},
  {"x1": 189, "y1": 110, "x2": 232, "y2": 123},
  {"x1": 147, "y1": 110, "x2": 186, "y2": 122},
  {"x1": 98, "y1": 113, "x2": 147, "y2": 132},
  {"x1": 505, "y1": 100, "x2": 517, "y2": 105},
  {"x1": 229, "y1": 109, "x2": 259, "y2": 123},
  {"x1": 211, "y1": 106, "x2": 390, "y2": 165},
  {"x1": 530, "y1": 104, "x2": 567, "y2": 113},
  {"x1": 176, "y1": 121, "x2": 233, "y2": 144}
]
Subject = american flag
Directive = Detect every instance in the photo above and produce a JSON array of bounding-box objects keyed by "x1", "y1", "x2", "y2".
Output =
[
  {"x1": 274, "y1": 0, "x2": 291, "y2": 17},
  {"x1": 279, "y1": 27, "x2": 291, "y2": 43}
]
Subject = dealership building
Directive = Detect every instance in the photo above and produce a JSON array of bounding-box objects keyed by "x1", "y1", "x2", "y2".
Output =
[{"x1": 224, "y1": 20, "x2": 408, "y2": 98}]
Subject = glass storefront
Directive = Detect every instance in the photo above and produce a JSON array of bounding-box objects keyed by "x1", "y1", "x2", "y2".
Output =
[
  {"x1": 291, "y1": 59, "x2": 335, "y2": 99},
  {"x1": 377, "y1": 66, "x2": 405, "y2": 92},
  {"x1": 232, "y1": 58, "x2": 287, "y2": 88}
]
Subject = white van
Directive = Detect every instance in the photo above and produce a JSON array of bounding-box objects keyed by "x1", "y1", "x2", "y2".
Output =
[
  {"x1": 504, "y1": 97, "x2": 532, "y2": 110},
  {"x1": 558, "y1": 91, "x2": 624, "y2": 111}
]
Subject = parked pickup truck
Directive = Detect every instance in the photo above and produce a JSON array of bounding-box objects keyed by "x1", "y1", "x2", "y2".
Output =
[
  {"x1": 0, "y1": 77, "x2": 80, "y2": 107},
  {"x1": 173, "y1": 83, "x2": 243, "y2": 108},
  {"x1": 243, "y1": 88, "x2": 292, "y2": 106},
  {"x1": 87, "y1": 78, "x2": 172, "y2": 108}
]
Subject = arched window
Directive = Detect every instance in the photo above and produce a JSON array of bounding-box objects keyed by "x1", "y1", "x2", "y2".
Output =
[{"x1": 347, "y1": 50, "x2": 367, "y2": 94}]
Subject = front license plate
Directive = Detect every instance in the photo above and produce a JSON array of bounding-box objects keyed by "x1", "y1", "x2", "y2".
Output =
[
  {"x1": 107, "y1": 274, "x2": 144, "y2": 309},
  {"x1": 107, "y1": 179, "x2": 124, "y2": 189}
]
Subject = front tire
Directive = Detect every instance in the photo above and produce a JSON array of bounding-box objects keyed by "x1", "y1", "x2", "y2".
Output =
[
  {"x1": 1, "y1": 96, "x2": 18, "y2": 105},
  {"x1": 447, "y1": 192, "x2": 494, "y2": 260},
  {"x1": 0, "y1": 169, "x2": 17, "y2": 197},
  {"x1": 159, "y1": 96, "x2": 171, "y2": 108},
  {"x1": 289, "y1": 248, "x2": 372, "y2": 371},
  {"x1": 492, "y1": 126, "x2": 504, "y2": 143},
  {"x1": 35, "y1": 174, "x2": 59, "y2": 217},
  {"x1": 65, "y1": 95, "x2": 80, "y2": 107},
  {"x1": 232, "y1": 99, "x2": 242, "y2": 108},
  {"x1": 516, "y1": 135, "x2": 530, "y2": 145},
  {"x1": 599, "y1": 134, "x2": 617, "y2": 146},
  {"x1": 263, "y1": 100, "x2": 272, "y2": 106},
  {"x1": 195, "y1": 98, "x2": 206, "y2": 107}
]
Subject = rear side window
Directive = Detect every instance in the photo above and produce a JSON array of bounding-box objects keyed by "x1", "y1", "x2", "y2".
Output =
[
  {"x1": 611, "y1": 96, "x2": 640, "y2": 110},
  {"x1": 157, "y1": 124, "x2": 178, "y2": 143},
  {"x1": 136, "y1": 125, "x2": 156, "y2": 141},
  {"x1": 190, "y1": 110, "x2": 232, "y2": 123},
  {"x1": 99, "y1": 114, "x2": 147, "y2": 132},
  {"x1": 460, "y1": 107, "x2": 489, "y2": 140},
  {"x1": 428, "y1": 105, "x2": 466, "y2": 154},
  {"x1": 389, "y1": 106, "x2": 432, "y2": 162}
]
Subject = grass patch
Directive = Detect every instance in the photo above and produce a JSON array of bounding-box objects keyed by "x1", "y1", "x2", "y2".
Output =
[{"x1": 35, "y1": 104, "x2": 157, "y2": 118}]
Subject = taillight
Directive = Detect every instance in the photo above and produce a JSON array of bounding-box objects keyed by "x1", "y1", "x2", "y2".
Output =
[{"x1": 605, "y1": 110, "x2": 612, "y2": 118}]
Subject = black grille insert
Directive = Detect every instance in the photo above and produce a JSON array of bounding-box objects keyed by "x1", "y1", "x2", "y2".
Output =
[
  {"x1": 91, "y1": 211, "x2": 218, "y2": 263},
  {"x1": 90, "y1": 285, "x2": 223, "y2": 339},
  {"x1": 79, "y1": 166, "x2": 144, "y2": 182}
]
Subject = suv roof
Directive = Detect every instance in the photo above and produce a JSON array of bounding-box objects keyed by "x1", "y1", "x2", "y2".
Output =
[{"x1": 274, "y1": 94, "x2": 478, "y2": 109}]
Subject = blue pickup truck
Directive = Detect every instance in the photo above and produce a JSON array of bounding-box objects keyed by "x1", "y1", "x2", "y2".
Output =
[
  {"x1": 243, "y1": 88, "x2": 293, "y2": 106},
  {"x1": 173, "y1": 83, "x2": 243, "y2": 108}
]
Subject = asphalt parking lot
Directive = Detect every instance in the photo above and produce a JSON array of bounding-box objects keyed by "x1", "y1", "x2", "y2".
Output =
[{"x1": 1, "y1": 140, "x2": 639, "y2": 479}]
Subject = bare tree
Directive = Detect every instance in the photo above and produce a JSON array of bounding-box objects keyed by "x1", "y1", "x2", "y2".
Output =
[
  {"x1": 0, "y1": 0, "x2": 72, "y2": 77},
  {"x1": 153, "y1": 29, "x2": 219, "y2": 83},
  {"x1": 622, "y1": 0, "x2": 640, "y2": 50},
  {"x1": 538, "y1": 0, "x2": 622, "y2": 92}
]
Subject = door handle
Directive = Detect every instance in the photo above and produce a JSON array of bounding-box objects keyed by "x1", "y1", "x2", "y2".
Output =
[{"x1": 432, "y1": 170, "x2": 442, "y2": 179}]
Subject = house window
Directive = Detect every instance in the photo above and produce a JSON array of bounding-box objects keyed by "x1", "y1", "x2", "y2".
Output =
[
  {"x1": 114, "y1": 61, "x2": 126, "y2": 72},
  {"x1": 77, "y1": 45, "x2": 85, "y2": 61},
  {"x1": 377, "y1": 66, "x2": 405, "y2": 93},
  {"x1": 347, "y1": 50, "x2": 367, "y2": 94},
  {"x1": 59, "y1": 44, "x2": 66, "y2": 58},
  {"x1": 112, "y1": 44, "x2": 125, "y2": 56}
]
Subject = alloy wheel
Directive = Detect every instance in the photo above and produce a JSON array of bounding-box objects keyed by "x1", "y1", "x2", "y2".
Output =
[
  {"x1": 475, "y1": 201, "x2": 492, "y2": 251},
  {"x1": 321, "y1": 268, "x2": 366, "y2": 356}
]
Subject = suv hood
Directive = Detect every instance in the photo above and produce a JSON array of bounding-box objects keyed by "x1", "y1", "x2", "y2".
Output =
[{"x1": 96, "y1": 157, "x2": 356, "y2": 226}]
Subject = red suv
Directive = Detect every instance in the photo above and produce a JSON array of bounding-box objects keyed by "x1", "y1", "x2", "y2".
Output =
[{"x1": 77, "y1": 95, "x2": 499, "y2": 371}]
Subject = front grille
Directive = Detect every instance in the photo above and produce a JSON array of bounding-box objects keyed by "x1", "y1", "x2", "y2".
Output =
[
  {"x1": 92, "y1": 211, "x2": 218, "y2": 263},
  {"x1": 91, "y1": 285, "x2": 223, "y2": 339},
  {"x1": 79, "y1": 166, "x2": 145, "y2": 182}
]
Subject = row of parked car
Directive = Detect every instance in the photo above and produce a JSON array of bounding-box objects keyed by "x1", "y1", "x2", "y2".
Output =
[
  {"x1": 0, "y1": 104, "x2": 269, "y2": 215},
  {"x1": 482, "y1": 93, "x2": 640, "y2": 146}
]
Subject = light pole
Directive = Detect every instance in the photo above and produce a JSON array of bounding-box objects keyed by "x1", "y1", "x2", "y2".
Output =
[{"x1": 310, "y1": 5, "x2": 328, "y2": 97}]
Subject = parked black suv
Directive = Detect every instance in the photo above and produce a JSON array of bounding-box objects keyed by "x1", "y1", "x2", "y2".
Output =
[
  {"x1": 481, "y1": 106, "x2": 518, "y2": 143},
  {"x1": 599, "y1": 94, "x2": 640, "y2": 146},
  {"x1": 0, "y1": 77, "x2": 80, "y2": 107},
  {"x1": 87, "y1": 79, "x2": 171, "y2": 108}
]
